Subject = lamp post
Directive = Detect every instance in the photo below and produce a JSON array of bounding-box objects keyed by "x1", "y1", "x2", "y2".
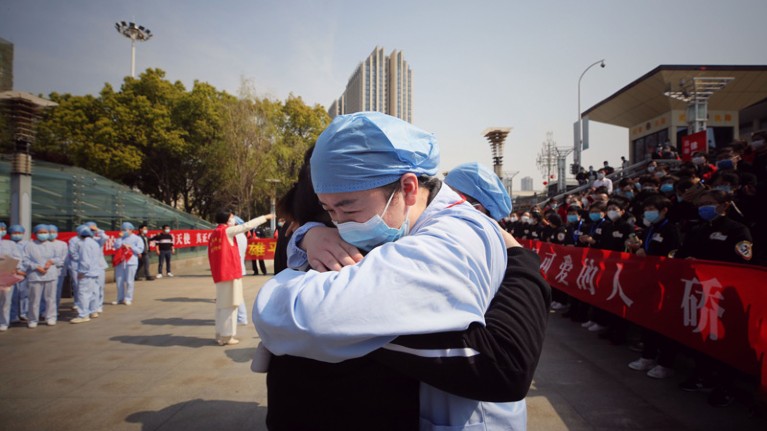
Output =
[
  {"x1": 265, "y1": 179, "x2": 281, "y2": 233},
  {"x1": 115, "y1": 21, "x2": 153, "y2": 78},
  {"x1": 575, "y1": 59, "x2": 605, "y2": 170}
]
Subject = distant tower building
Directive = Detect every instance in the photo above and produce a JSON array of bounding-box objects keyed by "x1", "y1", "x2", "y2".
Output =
[
  {"x1": 0, "y1": 37, "x2": 13, "y2": 91},
  {"x1": 330, "y1": 47, "x2": 412, "y2": 123},
  {"x1": 521, "y1": 176, "x2": 534, "y2": 191}
]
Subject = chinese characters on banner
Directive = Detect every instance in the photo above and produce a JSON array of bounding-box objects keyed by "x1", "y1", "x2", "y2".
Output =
[
  {"x1": 521, "y1": 239, "x2": 767, "y2": 392},
  {"x1": 57, "y1": 229, "x2": 276, "y2": 260}
]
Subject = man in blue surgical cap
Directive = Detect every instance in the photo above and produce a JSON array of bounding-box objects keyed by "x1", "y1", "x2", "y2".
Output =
[
  {"x1": 112, "y1": 222, "x2": 144, "y2": 306},
  {"x1": 254, "y1": 112, "x2": 525, "y2": 429}
]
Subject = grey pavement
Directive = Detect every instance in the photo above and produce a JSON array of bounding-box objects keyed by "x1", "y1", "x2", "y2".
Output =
[{"x1": 1, "y1": 260, "x2": 764, "y2": 430}]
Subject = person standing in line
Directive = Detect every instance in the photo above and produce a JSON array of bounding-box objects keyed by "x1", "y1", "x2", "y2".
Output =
[
  {"x1": 8, "y1": 224, "x2": 29, "y2": 324},
  {"x1": 208, "y1": 211, "x2": 272, "y2": 346},
  {"x1": 47, "y1": 225, "x2": 69, "y2": 311},
  {"x1": 150, "y1": 225, "x2": 175, "y2": 278},
  {"x1": 0, "y1": 222, "x2": 24, "y2": 332},
  {"x1": 112, "y1": 222, "x2": 144, "y2": 306},
  {"x1": 70, "y1": 226, "x2": 103, "y2": 324},
  {"x1": 22, "y1": 224, "x2": 62, "y2": 327},
  {"x1": 85, "y1": 222, "x2": 109, "y2": 314},
  {"x1": 135, "y1": 224, "x2": 154, "y2": 281}
]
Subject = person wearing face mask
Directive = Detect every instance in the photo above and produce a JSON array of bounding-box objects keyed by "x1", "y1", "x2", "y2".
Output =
[
  {"x1": 253, "y1": 112, "x2": 527, "y2": 430},
  {"x1": 69, "y1": 225, "x2": 104, "y2": 324},
  {"x1": 591, "y1": 168, "x2": 613, "y2": 194},
  {"x1": 0, "y1": 222, "x2": 24, "y2": 332},
  {"x1": 40, "y1": 224, "x2": 69, "y2": 318},
  {"x1": 111, "y1": 222, "x2": 144, "y2": 306},
  {"x1": 21, "y1": 224, "x2": 62, "y2": 328},
  {"x1": 8, "y1": 224, "x2": 29, "y2": 325},
  {"x1": 658, "y1": 177, "x2": 677, "y2": 198},
  {"x1": 691, "y1": 151, "x2": 717, "y2": 182},
  {"x1": 84, "y1": 221, "x2": 109, "y2": 314},
  {"x1": 625, "y1": 195, "x2": 681, "y2": 380},
  {"x1": 134, "y1": 224, "x2": 154, "y2": 282},
  {"x1": 578, "y1": 202, "x2": 607, "y2": 248},
  {"x1": 590, "y1": 198, "x2": 636, "y2": 342},
  {"x1": 675, "y1": 189, "x2": 753, "y2": 407},
  {"x1": 209, "y1": 210, "x2": 273, "y2": 346},
  {"x1": 150, "y1": 225, "x2": 175, "y2": 278}
]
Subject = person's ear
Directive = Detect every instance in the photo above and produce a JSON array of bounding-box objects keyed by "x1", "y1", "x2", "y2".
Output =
[{"x1": 400, "y1": 174, "x2": 419, "y2": 206}]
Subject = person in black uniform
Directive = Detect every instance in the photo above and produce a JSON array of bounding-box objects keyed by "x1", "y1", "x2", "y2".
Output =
[
  {"x1": 134, "y1": 224, "x2": 154, "y2": 281},
  {"x1": 675, "y1": 189, "x2": 754, "y2": 407},
  {"x1": 593, "y1": 197, "x2": 636, "y2": 343},
  {"x1": 250, "y1": 225, "x2": 269, "y2": 275},
  {"x1": 625, "y1": 195, "x2": 681, "y2": 380}
]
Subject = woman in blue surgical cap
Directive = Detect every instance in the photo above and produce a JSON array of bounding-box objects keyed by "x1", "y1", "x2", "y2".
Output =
[
  {"x1": 21, "y1": 224, "x2": 63, "y2": 327},
  {"x1": 254, "y1": 113, "x2": 547, "y2": 430},
  {"x1": 112, "y1": 222, "x2": 144, "y2": 306}
]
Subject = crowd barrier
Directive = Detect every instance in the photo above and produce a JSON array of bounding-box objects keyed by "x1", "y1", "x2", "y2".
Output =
[
  {"x1": 57, "y1": 229, "x2": 277, "y2": 260},
  {"x1": 520, "y1": 239, "x2": 767, "y2": 392}
]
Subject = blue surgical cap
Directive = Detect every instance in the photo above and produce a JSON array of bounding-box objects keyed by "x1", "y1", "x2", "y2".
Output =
[
  {"x1": 9, "y1": 224, "x2": 24, "y2": 233},
  {"x1": 233, "y1": 216, "x2": 244, "y2": 225},
  {"x1": 310, "y1": 112, "x2": 440, "y2": 194},
  {"x1": 444, "y1": 162, "x2": 512, "y2": 221},
  {"x1": 85, "y1": 221, "x2": 97, "y2": 228},
  {"x1": 48, "y1": 224, "x2": 59, "y2": 232},
  {"x1": 121, "y1": 222, "x2": 135, "y2": 231},
  {"x1": 76, "y1": 225, "x2": 93, "y2": 237},
  {"x1": 0, "y1": 222, "x2": 6, "y2": 229},
  {"x1": 33, "y1": 224, "x2": 49, "y2": 233}
]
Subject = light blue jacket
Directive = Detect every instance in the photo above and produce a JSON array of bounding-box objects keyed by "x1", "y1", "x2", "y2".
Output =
[
  {"x1": 113, "y1": 233, "x2": 144, "y2": 266},
  {"x1": 72, "y1": 237, "x2": 104, "y2": 278},
  {"x1": 22, "y1": 240, "x2": 62, "y2": 283},
  {"x1": 254, "y1": 185, "x2": 526, "y2": 430}
]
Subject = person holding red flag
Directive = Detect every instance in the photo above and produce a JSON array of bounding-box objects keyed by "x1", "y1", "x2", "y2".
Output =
[{"x1": 208, "y1": 210, "x2": 272, "y2": 346}]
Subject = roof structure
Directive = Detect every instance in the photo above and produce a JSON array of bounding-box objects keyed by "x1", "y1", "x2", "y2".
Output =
[{"x1": 582, "y1": 65, "x2": 767, "y2": 128}]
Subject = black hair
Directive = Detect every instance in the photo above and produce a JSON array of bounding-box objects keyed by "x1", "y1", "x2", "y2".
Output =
[
  {"x1": 215, "y1": 210, "x2": 233, "y2": 224},
  {"x1": 162, "y1": 224, "x2": 170, "y2": 229},
  {"x1": 641, "y1": 195, "x2": 672, "y2": 211}
]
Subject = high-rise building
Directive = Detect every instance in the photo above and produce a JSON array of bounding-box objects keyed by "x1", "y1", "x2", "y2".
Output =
[
  {"x1": 521, "y1": 176, "x2": 534, "y2": 191},
  {"x1": 0, "y1": 37, "x2": 13, "y2": 92},
  {"x1": 329, "y1": 47, "x2": 412, "y2": 123}
]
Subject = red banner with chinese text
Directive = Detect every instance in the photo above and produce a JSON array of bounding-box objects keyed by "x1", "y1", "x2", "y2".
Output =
[
  {"x1": 520, "y1": 239, "x2": 767, "y2": 391},
  {"x1": 56, "y1": 230, "x2": 276, "y2": 260},
  {"x1": 680, "y1": 130, "x2": 707, "y2": 161}
]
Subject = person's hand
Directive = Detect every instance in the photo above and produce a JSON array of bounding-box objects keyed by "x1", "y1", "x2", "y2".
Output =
[
  {"x1": 172, "y1": 249, "x2": 176, "y2": 255},
  {"x1": 300, "y1": 226, "x2": 363, "y2": 272},
  {"x1": 36, "y1": 266, "x2": 47, "y2": 274},
  {"x1": 77, "y1": 273, "x2": 84, "y2": 280},
  {"x1": 155, "y1": 250, "x2": 160, "y2": 256},
  {"x1": 635, "y1": 248, "x2": 647, "y2": 257},
  {"x1": 263, "y1": 214, "x2": 275, "y2": 221},
  {"x1": 579, "y1": 235, "x2": 591, "y2": 244}
]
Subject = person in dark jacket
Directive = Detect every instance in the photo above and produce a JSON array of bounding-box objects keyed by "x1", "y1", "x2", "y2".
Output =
[
  {"x1": 262, "y1": 147, "x2": 550, "y2": 430},
  {"x1": 625, "y1": 195, "x2": 681, "y2": 380},
  {"x1": 149, "y1": 225, "x2": 174, "y2": 278}
]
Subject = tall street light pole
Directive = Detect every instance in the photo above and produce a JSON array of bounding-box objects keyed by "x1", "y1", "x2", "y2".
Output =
[
  {"x1": 115, "y1": 21, "x2": 153, "y2": 78},
  {"x1": 265, "y1": 179, "x2": 281, "y2": 233},
  {"x1": 575, "y1": 59, "x2": 605, "y2": 170}
]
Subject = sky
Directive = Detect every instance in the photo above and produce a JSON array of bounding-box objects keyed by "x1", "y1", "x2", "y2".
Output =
[{"x1": 2, "y1": 0, "x2": 766, "y2": 192}]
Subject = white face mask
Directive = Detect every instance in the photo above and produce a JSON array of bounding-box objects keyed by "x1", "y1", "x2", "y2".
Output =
[
  {"x1": 597, "y1": 173, "x2": 605, "y2": 179},
  {"x1": 164, "y1": 229, "x2": 171, "y2": 234},
  {"x1": 510, "y1": 216, "x2": 518, "y2": 223},
  {"x1": 607, "y1": 210, "x2": 621, "y2": 221},
  {"x1": 521, "y1": 216, "x2": 531, "y2": 224},
  {"x1": 692, "y1": 156, "x2": 705, "y2": 165}
]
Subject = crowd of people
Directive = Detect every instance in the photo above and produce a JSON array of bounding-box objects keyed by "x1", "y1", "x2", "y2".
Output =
[
  {"x1": 0, "y1": 221, "x2": 177, "y2": 331},
  {"x1": 501, "y1": 132, "x2": 766, "y2": 408}
]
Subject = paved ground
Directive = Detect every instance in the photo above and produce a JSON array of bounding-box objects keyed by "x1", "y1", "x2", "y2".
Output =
[{"x1": 1, "y1": 260, "x2": 764, "y2": 430}]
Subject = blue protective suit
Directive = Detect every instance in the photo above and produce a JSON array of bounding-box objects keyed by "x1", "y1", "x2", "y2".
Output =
[{"x1": 254, "y1": 185, "x2": 524, "y2": 430}]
